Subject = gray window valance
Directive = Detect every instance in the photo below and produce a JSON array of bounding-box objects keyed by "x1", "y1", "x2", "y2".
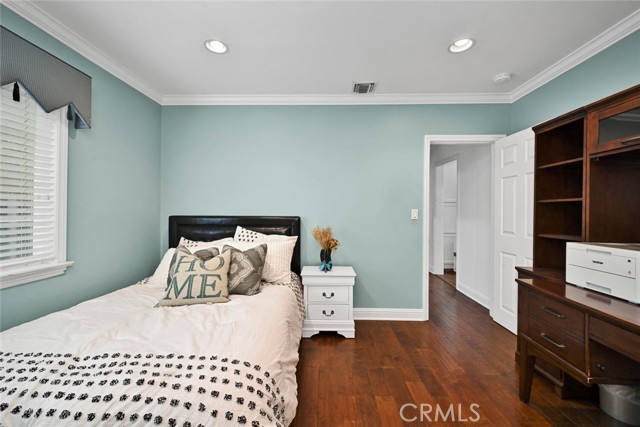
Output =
[{"x1": 1, "y1": 26, "x2": 91, "y2": 129}]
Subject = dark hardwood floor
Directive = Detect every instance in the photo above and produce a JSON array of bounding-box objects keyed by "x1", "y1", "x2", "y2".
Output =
[
  {"x1": 290, "y1": 274, "x2": 629, "y2": 427},
  {"x1": 436, "y1": 268, "x2": 456, "y2": 288}
]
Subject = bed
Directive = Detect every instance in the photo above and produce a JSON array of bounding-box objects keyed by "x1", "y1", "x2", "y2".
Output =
[{"x1": 0, "y1": 215, "x2": 303, "y2": 427}]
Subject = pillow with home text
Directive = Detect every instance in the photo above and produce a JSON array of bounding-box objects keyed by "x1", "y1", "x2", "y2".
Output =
[{"x1": 158, "y1": 246, "x2": 231, "y2": 307}]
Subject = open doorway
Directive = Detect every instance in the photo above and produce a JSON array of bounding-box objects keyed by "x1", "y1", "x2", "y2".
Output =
[
  {"x1": 423, "y1": 135, "x2": 504, "y2": 320},
  {"x1": 432, "y1": 158, "x2": 458, "y2": 288}
]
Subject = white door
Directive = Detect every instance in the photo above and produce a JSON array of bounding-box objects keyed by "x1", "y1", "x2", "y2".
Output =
[
  {"x1": 431, "y1": 164, "x2": 445, "y2": 275},
  {"x1": 432, "y1": 159, "x2": 458, "y2": 275},
  {"x1": 442, "y1": 160, "x2": 458, "y2": 271},
  {"x1": 491, "y1": 128, "x2": 534, "y2": 334}
]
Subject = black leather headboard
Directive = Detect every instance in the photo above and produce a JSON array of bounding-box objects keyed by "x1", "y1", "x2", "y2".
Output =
[{"x1": 169, "y1": 216, "x2": 301, "y2": 274}]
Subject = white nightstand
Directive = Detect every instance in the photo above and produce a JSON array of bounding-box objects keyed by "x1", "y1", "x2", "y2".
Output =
[{"x1": 301, "y1": 265, "x2": 356, "y2": 339}]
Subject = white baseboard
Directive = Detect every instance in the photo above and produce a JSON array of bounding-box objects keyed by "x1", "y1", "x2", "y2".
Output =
[
  {"x1": 455, "y1": 280, "x2": 490, "y2": 309},
  {"x1": 353, "y1": 308, "x2": 426, "y2": 321}
]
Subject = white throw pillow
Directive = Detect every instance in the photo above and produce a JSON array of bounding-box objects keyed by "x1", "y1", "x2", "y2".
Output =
[
  {"x1": 234, "y1": 226, "x2": 297, "y2": 244},
  {"x1": 179, "y1": 236, "x2": 233, "y2": 249},
  {"x1": 148, "y1": 248, "x2": 176, "y2": 287},
  {"x1": 226, "y1": 239, "x2": 296, "y2": 283}
]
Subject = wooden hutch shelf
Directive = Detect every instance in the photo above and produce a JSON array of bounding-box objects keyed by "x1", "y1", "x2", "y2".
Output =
[{"x1": 537, "y1": 157, "x2": 583, "y2": 169}]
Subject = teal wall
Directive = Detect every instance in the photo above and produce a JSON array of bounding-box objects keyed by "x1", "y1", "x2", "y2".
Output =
[
  {"x1": 1, "y1": 6, "x2": 639, "y2": 328},
  {"x1": 0, "y1": 7, "x2": 162, "y2": 331},
  {"x1": 511, "y1": 29, "x2": 640, "y2": 132},
  {"x1": 160, "y1": 105, "x2": 509, "y2": 309},
  {"x1": 160, "y1": 28, "x2": 640, "y2": 312}
]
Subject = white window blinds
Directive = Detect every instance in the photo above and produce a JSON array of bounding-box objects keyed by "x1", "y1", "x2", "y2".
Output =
[{"x1": 0, "y1": 84, "x2": 71, "y2": 288}]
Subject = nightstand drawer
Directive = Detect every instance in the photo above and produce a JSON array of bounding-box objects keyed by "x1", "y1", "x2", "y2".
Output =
[
  {"x1": 307, "y1": 304, "x2": 350, "y2": 321},
  {"x1": 308, "y1": 286, "x2": 349, "y2": 303},
  {"x1": 528, "y1": 316, "x2": 585, "y2": 369}
]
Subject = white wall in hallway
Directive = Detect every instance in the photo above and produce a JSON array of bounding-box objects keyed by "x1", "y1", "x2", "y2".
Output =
[{"x1": 430, "y1": 144, "x2": 492, "y2": 308}]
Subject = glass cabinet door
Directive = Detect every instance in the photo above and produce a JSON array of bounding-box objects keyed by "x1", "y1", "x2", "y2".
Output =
[{"x1": 590, "y1": 97, "x2": 640, "y2": 154}]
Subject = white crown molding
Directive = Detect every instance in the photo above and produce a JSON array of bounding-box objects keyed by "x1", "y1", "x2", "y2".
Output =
[
  {"x1": 162, "y1": 92, "x2": 511, "y2": 106},
  {"x1": 2, "y1": 0, "x2": 163, "y2": 104},
  {"x1": 509, "y1": 8, "x2": 640, "y2": 103},
  {"x1": 4, "y1": 0, "x2": 639, "y2": 106}
]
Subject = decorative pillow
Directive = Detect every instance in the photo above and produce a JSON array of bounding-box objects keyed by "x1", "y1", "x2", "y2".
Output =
[
  {"x1": 226, "y1": 239, "x2": 295, "y2": 283},
  {"x1": 148, "y1": 248, "x2": 175, "y2": 287},
  {"x1": 234, "y1": 226, "x2": 298, "y2": 244},
  {"x1": 166, "y1": 246, "x2": 223, "y2": 287},
  {"x1": 179, "y1": 236, "x2": 233, "y2": 249},
  {"x1": 158, "y1": 246, "x2": 231, "y2": 307},
  {"x1": 223, "y1": 244, "x2": 267, "y2": 295},
  {"x1": 233, "y1": 226, "x2": 262, "y2": 243}
]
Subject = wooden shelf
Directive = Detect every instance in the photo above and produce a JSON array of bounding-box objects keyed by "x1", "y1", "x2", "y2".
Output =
[
  {"x1": 533, "y1": 113, "x2": 585, "y2": 272},
  {"x1": 537, "y1": 234, "x2": 582, "y2": 242},
  {"x1": 538, "y1": 198, "x2": 582, "y2": 203},
  {"x1": 537, "y1": 157, "x2": 583, "y2": 170}
]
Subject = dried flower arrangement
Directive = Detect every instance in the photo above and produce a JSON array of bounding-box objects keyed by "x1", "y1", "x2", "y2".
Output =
[
  {"x1": 312, "y1": 226, "x2": 339, "y2": 251},
  {"x1": 312, "y1": 226, "x2": 339, "y2": 272}
]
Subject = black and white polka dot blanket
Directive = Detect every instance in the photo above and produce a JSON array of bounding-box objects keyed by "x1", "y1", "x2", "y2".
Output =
[{"x1": 0, "y1": 351, "x2": 286, "y2": 427}]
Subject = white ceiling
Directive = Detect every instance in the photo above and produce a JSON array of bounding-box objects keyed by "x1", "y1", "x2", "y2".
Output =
[{"x1": 7, "y1": 0, "x2": 640, "y2": 105}]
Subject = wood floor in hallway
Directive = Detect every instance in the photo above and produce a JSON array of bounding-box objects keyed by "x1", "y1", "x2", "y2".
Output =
[{"x1": 290, "y1": 274, "x2": 628, "y2": 427}]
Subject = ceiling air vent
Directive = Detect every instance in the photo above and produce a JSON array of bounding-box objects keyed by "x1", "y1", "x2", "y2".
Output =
[{"x1": 353, "y1": 82, "x2": 376, "y2": 94}]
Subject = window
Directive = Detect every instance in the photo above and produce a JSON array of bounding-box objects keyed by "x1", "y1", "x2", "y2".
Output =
[{"x1": 0, "y1": 84, "x2": 71, "y2": 288}]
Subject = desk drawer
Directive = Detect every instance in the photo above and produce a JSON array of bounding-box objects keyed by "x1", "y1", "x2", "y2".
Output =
[
  {"x1": 529, "y1": 316, "x2": 585, "y2": 369},
  {"x1": 528, "y1": 291, "x2": 585, "y2": 340},
  {"x1": 589, "y1": 340, "x2": 640, "y2": 381},
  {"x1": 307, "y1": 304, "x2": 349, "y2": 321},
  {"x1": 590, "y1": 317, "x2": 640, "y2": 363},
  {"x1": 307, "y1": 286, "x2": 349, "y2": 303}
]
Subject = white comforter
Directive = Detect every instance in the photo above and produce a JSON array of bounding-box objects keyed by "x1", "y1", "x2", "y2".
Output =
[{"x1": 0, "y1": 277, "x2": 303, "y2": 427}]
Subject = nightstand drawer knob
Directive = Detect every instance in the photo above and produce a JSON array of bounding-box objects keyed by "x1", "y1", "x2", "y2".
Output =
[
  {"x1": 322, "y1": 310, "x2": 335, "y2": 317},
  {"x1": 596, "y1": 363, "x2": 606, "y2": 371},
  {"x1": 322, "y1": 292, "x2": 335, "y2": 299}
]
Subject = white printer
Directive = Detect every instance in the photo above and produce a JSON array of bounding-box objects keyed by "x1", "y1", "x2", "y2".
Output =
[{"x1": 566, "y1": 242, "x2": 640, "y2": 304}]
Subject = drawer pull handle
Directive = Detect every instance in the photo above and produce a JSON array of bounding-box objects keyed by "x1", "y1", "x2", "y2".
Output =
[
  {"x1": 596, "y1": 363, "x2": 606, "y2": 371},
  {"x1": 322, "y1": 310, "x2": 335, "y2": 317},
  {"x1": 539, "y1": 332, "x2": 565, "y2": 349},
  {"x1": 322, "y1": 292, "x2": 335, "y2": 299},
  {"x1": 541, "y1": 306, "x2": 566, "y2": 319}
]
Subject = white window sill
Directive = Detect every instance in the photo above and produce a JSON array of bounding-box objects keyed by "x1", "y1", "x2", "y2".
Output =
[{"x1": 0, "y1": 261, "x2": 74, "y2": 289}]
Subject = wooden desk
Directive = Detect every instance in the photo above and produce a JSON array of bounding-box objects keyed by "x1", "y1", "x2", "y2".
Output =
[{"x1": 517, "y1": 278, "x2": 640, "y2": 402}]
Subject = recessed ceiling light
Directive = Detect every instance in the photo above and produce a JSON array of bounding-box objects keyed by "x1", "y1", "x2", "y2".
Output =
[
  {"x1": 448, "y1": 38, "x2": 475, "y2": 53},
  {"x1": 204, "y1": 39, "x2": 228, "y2": 54}
]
